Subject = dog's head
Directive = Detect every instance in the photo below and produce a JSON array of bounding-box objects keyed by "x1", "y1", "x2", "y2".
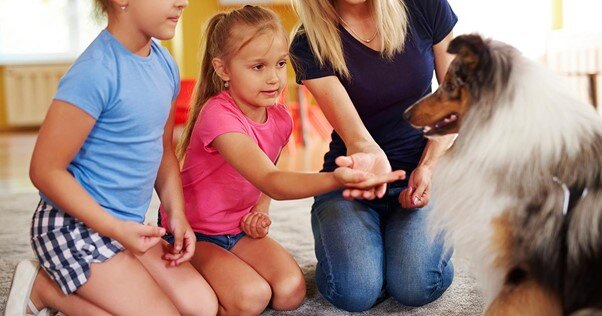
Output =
[{"x1": 403, "y1": 34, "x2": 513, "y2": 137}]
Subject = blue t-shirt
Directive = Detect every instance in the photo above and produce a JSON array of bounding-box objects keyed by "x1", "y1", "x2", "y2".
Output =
[
  {"x1": 43, "y1": 29, "x2": 180, "y2": 222},
  {"x1": 290, "y1": 0, "x2": 457, "y2": 189}
]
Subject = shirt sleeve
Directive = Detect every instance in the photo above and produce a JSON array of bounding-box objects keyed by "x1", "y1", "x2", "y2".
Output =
[
  {"x1": 424, "y1": 0, "x2": 458, "y2": 44},
  {"x1": 290, "y1": 29, "x2": 337, "y2": 84},
  {"x1": 53, "y1": 57, "x2": 114, "y2": 120},
  {"x1": 195, "y1": 102, "x2": 248, "y2": 153}
]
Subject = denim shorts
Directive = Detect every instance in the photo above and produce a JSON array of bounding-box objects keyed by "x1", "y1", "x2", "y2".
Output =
[{"x1": 163, "y1": 231, "x2": 246, "y2": 251}]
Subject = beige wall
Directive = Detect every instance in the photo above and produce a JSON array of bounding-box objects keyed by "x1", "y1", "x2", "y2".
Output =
[
  {"x1": 0, "y1": 2, "x2": 300, "y2": 128},
  {"x1": 167, "y1": 2, "x2": 299, "y2": 80}
]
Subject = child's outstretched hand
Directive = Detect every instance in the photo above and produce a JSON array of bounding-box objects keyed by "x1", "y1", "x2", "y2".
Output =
[
  {"x1": 114, "y1": 221, "x2": 166, "y2": 256},
  {"x1": 240, "y1": 212, "x2": 271, "y2": 239},
  {"x1": 334, "y1": 154, "x2": 406, "y2": 200},
  {"x1": 162, "y1": 214, "x2": 196, "y2": 266}
]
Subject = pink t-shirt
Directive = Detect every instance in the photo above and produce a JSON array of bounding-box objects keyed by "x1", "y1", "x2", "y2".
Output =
[{"x1": 161, "y1": 91, "x2": 293, "y2": 235}]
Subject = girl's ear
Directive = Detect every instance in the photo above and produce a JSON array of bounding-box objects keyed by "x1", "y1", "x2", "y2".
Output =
[{"x1": 212, "y1": 57, "x2": 230, "y2": 82}]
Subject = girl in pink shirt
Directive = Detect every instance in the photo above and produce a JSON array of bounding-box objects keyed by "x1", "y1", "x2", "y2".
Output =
[{"x1": 159, "y1": 5, "x2": 405, "y2": 315}]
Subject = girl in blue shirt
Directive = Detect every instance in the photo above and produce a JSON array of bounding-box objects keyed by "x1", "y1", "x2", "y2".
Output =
[{"x1": 5, "y1": 1, "x2": 217, "y2": 315}]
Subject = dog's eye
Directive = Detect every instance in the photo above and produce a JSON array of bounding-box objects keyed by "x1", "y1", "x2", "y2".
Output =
[{"x1": 446, "y1": 83, "x2": 456, "y2": 91}]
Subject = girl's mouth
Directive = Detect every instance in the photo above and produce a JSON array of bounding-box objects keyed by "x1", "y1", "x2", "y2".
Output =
[{"x1": 261, "y1": 90, "x2": 278, "y2": 96}]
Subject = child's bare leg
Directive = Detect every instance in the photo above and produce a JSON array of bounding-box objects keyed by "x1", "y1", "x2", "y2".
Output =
[
  {"x1": 75, "y1": 250, "x2": 179, "y2": 315},
  {"x1": 29, "y1": 268, "x2": 110, "y2": 316},
  {"x1": 232, "y1": 236, "x2": 306, "y2": 310},
  {"x1": 135, "y1": 240, "x2": 218, "y2": 316},
  {"x1": 190, "y1": 241, "x2": 271, "y2": 316}
]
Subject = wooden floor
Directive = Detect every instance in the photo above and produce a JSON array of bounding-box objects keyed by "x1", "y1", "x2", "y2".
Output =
[{"x1": 0, "y1": 131, "x2": 329, "y2": 195}]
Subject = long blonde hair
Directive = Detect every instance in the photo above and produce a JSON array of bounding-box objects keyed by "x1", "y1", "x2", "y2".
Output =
[
  {"x1": 291, "y1": 0, "x2": 408, "y2": 79},
  {"x1": 177, "y1": 5, "x2": 286, "y2": 160}
]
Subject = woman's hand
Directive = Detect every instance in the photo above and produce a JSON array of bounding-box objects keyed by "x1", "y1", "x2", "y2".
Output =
[
  {"x1": 333, "y1": 159, "x2": 405, "y2": 199},
  {"x1": 399, "y1": 165, "x2": 432, "y2": 209},
  {"x1": 161, "y1": 214, "x2": 196, "y2": 266},
  {"x1": 113, "y1": 221, "x2": 166, "y2": 256},
  {"x1": 240, "y1": 212, "x2": 271, "y2": 239},
  {"x1": 335, "y1": 149, "x2": 395, "y2": 199}
]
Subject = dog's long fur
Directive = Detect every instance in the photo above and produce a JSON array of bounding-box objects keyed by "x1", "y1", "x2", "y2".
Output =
[{"x1": 404, "y1": 35, "x2": 602, "y2": 315}]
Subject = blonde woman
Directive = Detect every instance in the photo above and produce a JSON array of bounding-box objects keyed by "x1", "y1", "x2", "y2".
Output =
[{"x1": 290, "y1": 0, "x2": 457, "y2": 312}]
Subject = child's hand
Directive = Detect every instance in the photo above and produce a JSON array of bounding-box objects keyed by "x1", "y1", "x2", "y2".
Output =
[
  {"x1": 240, "y1": 212, "x2": 271, "y2": 239},
  {"x1": 335, "y1": 151, "x2": 394, "y2": 199},
  {"x1": 162, "y1": 214, "x2": 196, "y2": 266},
  {"x1": 114, "y1": 221, "x2": 166, "y2": 256}
]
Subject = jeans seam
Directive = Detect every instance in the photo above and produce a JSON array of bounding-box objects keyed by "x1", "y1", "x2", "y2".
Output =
[{"x1": 313, "y1": 202, "x2": 338, "y2": 300}]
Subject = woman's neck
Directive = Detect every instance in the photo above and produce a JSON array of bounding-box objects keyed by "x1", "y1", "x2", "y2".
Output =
[
  {"x1": 335, "y1": 1, "x2": 381, "y2": 50},
  {"x1": 106, "y1": 18, "x2": 152, "y2": 57},
  {"x1": 336, "y1": 1, "x2": 372, "y2": 22}
]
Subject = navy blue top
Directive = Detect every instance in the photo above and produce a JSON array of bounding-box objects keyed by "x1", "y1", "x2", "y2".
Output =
[{"x1": 290, "y1": 0, "x2": 457, "y2": 189}]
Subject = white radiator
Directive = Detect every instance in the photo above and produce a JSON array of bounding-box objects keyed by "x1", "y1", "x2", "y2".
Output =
[
  {"x1": 546, "y1": 31, "x2": 602, "y2": 113},
  {"x1": 2, "y1": 64, "x2": 70, "y2": 127}
]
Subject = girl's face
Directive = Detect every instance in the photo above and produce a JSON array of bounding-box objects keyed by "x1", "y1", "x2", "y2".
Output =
[
  {"x1": 218, "y1": 30, "x2": 289, "y2": 112},
  {"x1": 123, "y1": 0, "x2": 188, "y2": 40}
]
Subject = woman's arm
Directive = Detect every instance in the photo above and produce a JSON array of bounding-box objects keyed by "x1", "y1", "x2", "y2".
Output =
[
  {"x1": 302, "y1": 77, "x2": 392, "y2": 199},
  {"x1": 399, "y1": 32, "x2": 457, "y2": 208},
  {"x1": 30, "y1": 101, "x2": 164, "y2": 253},
  {"x1": 420, "y1": 32, "x2": 457, "y2": 167}
]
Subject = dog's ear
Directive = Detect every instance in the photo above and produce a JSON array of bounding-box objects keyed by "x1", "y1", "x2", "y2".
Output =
[{"x1": 448, "y1": 34, "x2": 490, "y2": 75}]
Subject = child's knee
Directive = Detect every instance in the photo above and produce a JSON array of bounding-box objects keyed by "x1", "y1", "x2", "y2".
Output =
[
  {"x1": 229, "y1": 280, "x2": 272, "y2": 315},
  {"x1": 270, "y1": 271, "x2": 306, "y2": 310},
  {"x1": 177, "y1": 292, "x2": 219, "y2": 316}
]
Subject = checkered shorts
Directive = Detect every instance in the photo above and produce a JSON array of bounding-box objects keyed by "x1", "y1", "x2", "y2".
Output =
[{"x1": 30, "y1": 200, "x2": 124, "y2": 295}]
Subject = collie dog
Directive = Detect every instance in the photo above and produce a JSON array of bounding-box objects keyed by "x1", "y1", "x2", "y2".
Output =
[{"x1": 403, "y1": 34, "x2": 602, "y2": 315}]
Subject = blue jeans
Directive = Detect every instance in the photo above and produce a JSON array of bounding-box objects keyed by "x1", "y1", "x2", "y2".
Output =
[
  {"x1": 311, "y1": 189, "x2": 454, "y2": 312},
  {"x1": 163, "y1": 231, "x2": 246, "y2": 251}
]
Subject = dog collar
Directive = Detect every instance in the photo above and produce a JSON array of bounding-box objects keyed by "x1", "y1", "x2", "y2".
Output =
[{"x1": 552, "y1": 176, "x2": 588, "y2": 216}]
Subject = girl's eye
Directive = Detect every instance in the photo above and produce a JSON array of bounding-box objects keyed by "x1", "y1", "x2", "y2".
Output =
[
  {"x1": 252, "y1": 64, "x2": 264, "y2": 71},
  {"x1": 277, "y1": 60, "x2": 287, "y2": 68}
]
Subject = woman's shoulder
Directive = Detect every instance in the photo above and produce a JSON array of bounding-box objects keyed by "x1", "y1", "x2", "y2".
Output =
[
  {"x1": 403, "y1": 0, "x2": 457, "y2": 43},
  {"x1": 404, "y1": 0, "x2": 450, "y2": 15},
  {"x1": 290, "y1": 25, "x2": 310, "y2": 51}
]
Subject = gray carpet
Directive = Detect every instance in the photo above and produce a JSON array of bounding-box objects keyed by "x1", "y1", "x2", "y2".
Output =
[{"x1": 0, "y1": 192, "x2": 484, "y2": 315}]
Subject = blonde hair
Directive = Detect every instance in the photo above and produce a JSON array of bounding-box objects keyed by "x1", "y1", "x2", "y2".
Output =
[
  {"x1": 291, "y1": 0, "x2": 408, "y2": 79},
  {"x1": 177, "y1": 5, "x2": 287, "y2": 160},
  {"x1": 93, "y1": 0, "x2": 110, "y2": 15}
]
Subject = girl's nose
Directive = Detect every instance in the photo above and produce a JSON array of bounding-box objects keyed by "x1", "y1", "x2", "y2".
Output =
[
  {"x1": 176, "y1": 0, "x2": 189, "y2": 9},
  {"x1": 267, "y1": 70, "x2": 279, "y2": 84}
]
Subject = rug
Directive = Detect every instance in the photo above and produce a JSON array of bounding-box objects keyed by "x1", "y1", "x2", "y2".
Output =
[{"x1": 0, "y1": 193, "x2": 484, "y2": 315}]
